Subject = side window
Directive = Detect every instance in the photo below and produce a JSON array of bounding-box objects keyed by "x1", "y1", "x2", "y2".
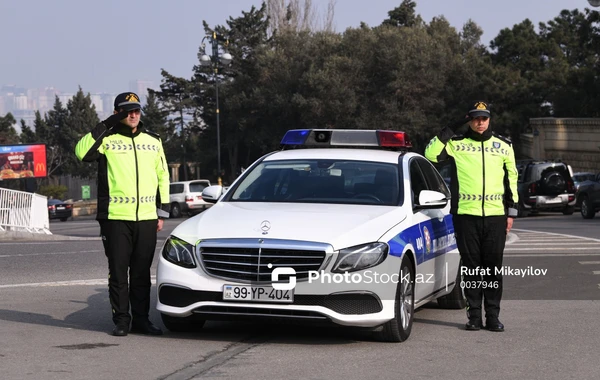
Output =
[
  {"x1": 409, "y1": 160, "x2": 428, "y2": 206},
  {"x1": 416, "y1": 158, "x2": 451, "y2": 198},
  {"x1": 170, "y1": 184, "x2": 184, "y2": 194}
]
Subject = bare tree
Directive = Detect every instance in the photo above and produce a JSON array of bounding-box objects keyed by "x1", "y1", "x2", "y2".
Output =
[{"x1": 266, "y1": 0, "x2": 336, "y2": 35}]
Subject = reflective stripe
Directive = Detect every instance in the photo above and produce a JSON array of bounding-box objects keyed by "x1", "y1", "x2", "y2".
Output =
[
  {"x1": 108, "y1": 196, "x2": 156, "y2": 204},
  {"x1": 459, "y1": 194, "x2": 503, "y2": 201}
]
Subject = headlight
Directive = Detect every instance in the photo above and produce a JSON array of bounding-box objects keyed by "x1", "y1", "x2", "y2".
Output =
[
  {"x1": 332, "y1": 242, "x2": 388, "y2": 273},
  {"x1": 162, "y1": 236, "x2": 196, "y2": 268}
]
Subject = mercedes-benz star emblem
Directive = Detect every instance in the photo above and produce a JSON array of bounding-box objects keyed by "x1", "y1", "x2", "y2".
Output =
[{"x1": 260, "y1": 220, "x2": 271, "y2": 235}]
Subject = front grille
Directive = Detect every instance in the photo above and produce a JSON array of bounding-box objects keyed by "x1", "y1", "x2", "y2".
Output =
[{"x1": 200, "y1": 241, "x2": 327, "y2": 283}]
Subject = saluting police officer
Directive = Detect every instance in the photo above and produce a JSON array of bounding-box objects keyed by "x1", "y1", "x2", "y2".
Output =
[
  {"x1": 425, "y1": 100, "x2": 519, "y2": 332},
  {"x1": 75, "y1": 92, "x2": 170, "y2": 337}
]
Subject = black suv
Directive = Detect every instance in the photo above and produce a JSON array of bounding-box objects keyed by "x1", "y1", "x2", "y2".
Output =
[
  {"x1": 517, "y1": 160, "x2": 576, "y2": 217},
  {"x1": 574, "y1": 173, "x2": 600, "y2": 219}
]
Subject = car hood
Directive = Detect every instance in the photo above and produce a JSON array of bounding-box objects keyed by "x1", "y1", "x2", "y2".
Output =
[{"x1": 170, "y1": 202, "x2": 406, "y2": 250}]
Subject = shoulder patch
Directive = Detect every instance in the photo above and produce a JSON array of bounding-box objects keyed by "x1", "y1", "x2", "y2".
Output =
[
  {"x1": 493, "y1": 132, "x2": 512, "y2": 146},
  {"x1": 143, "y1": 130, "x2": 161, "y2": 141}
]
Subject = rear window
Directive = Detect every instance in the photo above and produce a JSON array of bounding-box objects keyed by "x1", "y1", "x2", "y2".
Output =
[
  {"x1": 170, "y1": 184, "x2": 184, "y2": 194},
  {"x1": 189, "y1": 182, "x2": 208, "y2": 193}
]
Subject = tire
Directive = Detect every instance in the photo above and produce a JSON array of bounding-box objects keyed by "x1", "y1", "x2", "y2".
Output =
[
  {"x1": 437, "y1": 260, "x2": 466, "y2": 309},
  {"x1": 580, "y1": 196, "x2": 596, "y2": 219},
  {"x1": 161, "y1": 313, "x2": 205, "y2": 332},
  {"x1": 518, "y1": 201, "x2": 530, "y2": 218},
  {"x1": 373, "y1": 255, "x2": 415, "y2": 342},
  {"x1": 541, "y1": 172, "x2": 566, "y2": 195},
  {"x1": 562, "y1": 206, "x2": 574, "y2": 215},
  {"x1": 170, "y1": 203, "x2": 181, "y2": 218}
]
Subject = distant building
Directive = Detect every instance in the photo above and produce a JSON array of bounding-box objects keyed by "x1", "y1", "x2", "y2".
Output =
[{"x1": 129, "y1": 80, "x2": 154, "y2": 104}]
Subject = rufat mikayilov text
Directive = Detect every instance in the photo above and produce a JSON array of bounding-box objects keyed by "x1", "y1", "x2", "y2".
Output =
[{"x1": 461, "y1": 266, "x2": 548, "y2": 278}]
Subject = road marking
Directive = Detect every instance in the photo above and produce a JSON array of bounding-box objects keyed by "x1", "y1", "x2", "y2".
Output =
[
  {"x1": 505, "y1": 247, "x2": 600, "y2": 251},
  {"x1": 593, "y1": 271, "x2": 600, "y2": 275},
  {"x1": 509, "y1": 242, "x2": 600, "y2": 246},
  {"x1": 0, "y1": 250, "x2": 104, "y2": 258},
  {"x1": 580, "y1": 261, "x2": 600, "y2": 265},
  {"x1": 512, "y1": 228, "x2": 600, "y2": 243},
  {"x1": 507, "y1": 253, "x2": 600, "y2": 257},
  {"x1": 0, "y1": 276, "x2": 157, "y2": 289}
]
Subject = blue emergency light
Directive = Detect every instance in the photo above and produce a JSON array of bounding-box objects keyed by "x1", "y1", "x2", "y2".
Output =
[{"x1": 280, "y1": 129, "x2": 412, "y2": 150}]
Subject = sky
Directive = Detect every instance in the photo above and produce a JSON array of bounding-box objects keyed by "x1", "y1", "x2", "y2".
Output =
[{"x1": 0, "y1": 0, "x2": 593, "y2": 95}]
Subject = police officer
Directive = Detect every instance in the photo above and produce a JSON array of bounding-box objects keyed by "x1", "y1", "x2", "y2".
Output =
[
  {"x1": 75, "y1": 92, "x2": 170, "y2": 336},
  {"x1": 425, "y1": 100, "x2": 519, "y2": 332}
]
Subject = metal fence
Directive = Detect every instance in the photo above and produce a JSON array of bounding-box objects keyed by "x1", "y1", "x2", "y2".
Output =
[{"x1": 0, "y1": 187, "x2": 50, "y2": 234}]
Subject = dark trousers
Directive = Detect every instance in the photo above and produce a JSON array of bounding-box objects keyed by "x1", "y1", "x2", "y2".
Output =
[
  {"x1": 453, "y1": 214, "x2": 507, "y2": 320},
  {"x1": 99, "y1": 219, "x2": 158, "y2": 326}
]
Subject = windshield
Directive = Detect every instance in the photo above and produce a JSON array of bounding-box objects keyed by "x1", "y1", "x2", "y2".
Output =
[{"x1": 229, "y1": 159, "x2": 401, "y2": 206}]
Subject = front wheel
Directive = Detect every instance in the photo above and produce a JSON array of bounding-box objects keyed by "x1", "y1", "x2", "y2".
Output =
[
  {"x1": 374, "y1": 255, "x2": 414, "y2": 342},
  {"x1": 581, "y1": 196, "x2": 596, "y2": 219}
]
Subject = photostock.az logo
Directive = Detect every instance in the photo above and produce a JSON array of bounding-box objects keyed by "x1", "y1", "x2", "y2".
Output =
[{"x1": 268, "y1": 263, "x2": 296, "y2": 290}]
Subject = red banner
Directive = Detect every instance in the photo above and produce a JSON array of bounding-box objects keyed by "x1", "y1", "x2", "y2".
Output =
[{"x1": 0, "y1": 144, "x2": 47, "y2": 180}]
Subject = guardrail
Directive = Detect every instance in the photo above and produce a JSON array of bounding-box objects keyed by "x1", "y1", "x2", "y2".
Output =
[{"x1": 0, "y1": 187, "x2": 50, "y2": 234}]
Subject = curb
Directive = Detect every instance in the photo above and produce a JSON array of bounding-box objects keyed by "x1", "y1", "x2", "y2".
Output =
[{"x1": 0, "y1": 231, "x2": 100, "y2": 241}]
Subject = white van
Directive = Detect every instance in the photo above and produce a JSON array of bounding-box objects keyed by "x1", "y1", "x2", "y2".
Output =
[{"x1": 169, "y1": 180, "x2": 211, "y2": 218}]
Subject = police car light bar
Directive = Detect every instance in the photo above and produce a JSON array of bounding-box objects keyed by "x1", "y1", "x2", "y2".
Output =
[{"x1": 280, "y1": 129, "x2": 412, "y2": 149}]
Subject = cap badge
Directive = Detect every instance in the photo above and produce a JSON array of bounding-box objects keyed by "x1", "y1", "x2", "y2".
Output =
[
  {"x1": 125, "y1": 93, "x2": 139, "y2": 102},
  {"x1": 475, "y1": 102, "x2": 487, "y2": 110}
]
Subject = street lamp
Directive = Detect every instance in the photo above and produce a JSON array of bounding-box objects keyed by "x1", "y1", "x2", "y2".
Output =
[{"x1": 200, "y1": 31, "x2": 233, "y2": 186}]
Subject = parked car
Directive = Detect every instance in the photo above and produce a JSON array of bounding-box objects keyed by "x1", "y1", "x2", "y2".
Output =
[
  {"x1": 517, "y1": 160, "x2": 576, "y2": 217},
  {"x1": 169, "y1": 180, "x2": 212, "y2": 218},
  {"x1": 574, "y1": 173, "x2": 600, "y2": 219},
  {"x1": 47, "y1": 199, "x2": 72, "y2": 221},
  {"x1": 157, "y1": 129, "x2": 464, "y2": 343},
  {"x1": 573, "y1": 172, "x2": 596, "y2": 190}
]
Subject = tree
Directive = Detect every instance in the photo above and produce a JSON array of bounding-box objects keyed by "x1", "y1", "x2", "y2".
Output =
[
  {"x1": 62, "y1": 88, "x2": 100, "y2": 178},
  {"x1": 44, "y1": 97, "x2": 69, "y2": 177},
  {"x1": 382, "y1": 0, "x2": 421, "y2": 28},
  {"x1": 19, "y1": 120, "x2": 36, "y2": 143},
  {"x1": 0, "y1": 113, "x2": 19, "y2": 144},
  {"x1": 142, "y1": 91, "x2": 178, "y2": 163}
]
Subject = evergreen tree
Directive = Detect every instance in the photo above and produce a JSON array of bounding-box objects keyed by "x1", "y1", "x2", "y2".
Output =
[
  {"x1": 19, "y1": 120, "x2": 37, "y2": 143},
  {"x1": 0, "y1": 113, "x2": 19, "y2": 144},
  {"x1": 62, "y1": 87, "x2": 100, "y2": 178}
]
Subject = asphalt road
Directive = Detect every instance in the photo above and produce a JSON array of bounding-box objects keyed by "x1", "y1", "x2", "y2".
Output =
[{"x1": 1, "y1": 213, "x2": 599, "y2": 380}]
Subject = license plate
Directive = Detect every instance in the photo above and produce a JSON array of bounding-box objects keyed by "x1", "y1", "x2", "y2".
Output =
[
  {"x1": 223, "y1": 284, "x2": 294, "y2": 303},
  {"x1": 546, "y1": 197, "x2": 562, "y2": 204},
  {"x1": 57, "y1": 206, "x2": 65, "y2": 210}
]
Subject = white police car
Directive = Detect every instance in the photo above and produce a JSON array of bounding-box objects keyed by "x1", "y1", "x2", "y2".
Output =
[{"x1": 157, "y1": 129, "x2": 464, "y2": 342}]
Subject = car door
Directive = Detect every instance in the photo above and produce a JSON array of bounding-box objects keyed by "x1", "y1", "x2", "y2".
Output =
[
  {"x1": 415, "y1": 158, "x2": 459, "y2": 292},
  {"x1": 408, "y1": 158, "x2": 439, "y2": 301}
]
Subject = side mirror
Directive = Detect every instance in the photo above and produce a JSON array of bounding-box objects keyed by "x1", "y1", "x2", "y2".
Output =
[
  {"x1": 415, "y1": 190, "x2": 448, "y2": 210},
  {"x1": 201, "y1": 185, "x2": 223, "y2": 204}
]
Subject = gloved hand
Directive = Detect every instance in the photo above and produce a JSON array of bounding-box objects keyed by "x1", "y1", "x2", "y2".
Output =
[
  {"x1": 103, "y1": 110, "x2": 130, "y2": 129},
  {"x1": 448, "y1": 115, "x2": 471, "y2": 131}
]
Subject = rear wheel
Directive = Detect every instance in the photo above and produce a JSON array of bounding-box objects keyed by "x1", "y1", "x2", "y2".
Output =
[
  {"x1": 518, "y1": 201, "x2": 530, "y2": 218},
  {"x1": 374, "y1": 255, "x2": 414, "y2": 342},
  {"x1": 60, "y1": 217, "x2": 68, "y2": 222},
  {"x1": 170, "y1": 203, "x2": 181, "y2": 218},
  {"x1": 161, "y1": 313, "x2": 205, "y2": 332},
  {"x1": 437, "y1": 260, "x2": 466, "y2": 309},
  {"x1": 562, "y1": 206, "x2": 574, "y2": 215},
  {"x1": 581, "y1": 196, "x2": 596, "y2": 219}
]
